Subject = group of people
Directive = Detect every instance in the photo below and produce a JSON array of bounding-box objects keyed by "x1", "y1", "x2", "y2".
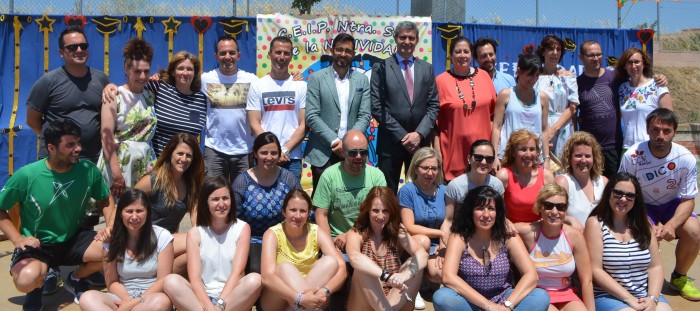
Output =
[{"x1": 0, "y1": 18, "x2": 696, "y2": 311}]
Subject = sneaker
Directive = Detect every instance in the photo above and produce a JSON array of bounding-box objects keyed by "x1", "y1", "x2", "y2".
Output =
[
  {"x1": 23, "y1": 286, "x2": 43, "y2": 311},
  {"x1": 85, "y1": 271, "x2": 106, "y2": 287},
  {"x1": 671, "y1": 275, "x2": 700, "y2": 301},
  {"x1": 64, "y1": 272, "x2": 88, "y2": 304},
  {"x1": 414, "y1": 292, "x2": 426, "y2": 310},
  {"x1": 42, "y1": 268, "x2": 61, "y2": 296}
]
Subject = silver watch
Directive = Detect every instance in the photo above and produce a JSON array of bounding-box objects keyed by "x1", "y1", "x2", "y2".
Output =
[
  {"x1": 650, "y1": 295, "x2": 659, "y2": 304},
  {"x1": 215, "y1": 298, "x2": 226, "y2": 310},
  {"x1": 503, "y1": 300, "x2": 514, "y2": 310}
]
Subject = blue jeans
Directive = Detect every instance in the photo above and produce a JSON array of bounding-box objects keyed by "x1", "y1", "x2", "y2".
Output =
[
  {"x1": 280, "y1": 159, "x2": 302, "y2": 180},
  {"x1": 595, "y1": 294, "x2": 669, "y2": 310},
  {"x1": 433, "y1": 287, "x2": 550, "y2": 311}
]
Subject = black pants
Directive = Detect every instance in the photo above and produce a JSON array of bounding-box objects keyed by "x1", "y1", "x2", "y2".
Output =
[{"x1": 378, "y1": 152, "x2": 412, "y2": 193}]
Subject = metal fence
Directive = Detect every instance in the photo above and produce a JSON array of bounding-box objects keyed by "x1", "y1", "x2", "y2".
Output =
[{"x1": 2, "y1": 0, "x2": 699, "y2": 52}]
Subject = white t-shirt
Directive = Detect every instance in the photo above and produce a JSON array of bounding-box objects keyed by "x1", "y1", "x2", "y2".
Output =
[
  {"x1": 619, "y1": 79, "x2": 670, "y2": 149},
  {"x1": 103, "y1": 225, "x2": 173, "y2": 296},
  {"x1": 201, "y1": 69, "x2": 259, "y2": 155},
  {"x1": 619, "y1": 142, "x2": 698, "y2": 206},
  {"x1": 246, "y1": 75, "x2": 307, "y2": 159}
]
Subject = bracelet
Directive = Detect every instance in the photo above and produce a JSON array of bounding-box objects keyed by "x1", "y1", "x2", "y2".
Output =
[
  {"x1": 380, "y1": 269, "x2": 391, "y2": 282},
  {"x1": 649, "y1": 295, "x2": 659, "y2": 304},
  {"x1": 543, "y1": 155, "x2": 551, "y2": 159},
  {"x1": 295, "y1": 292, "x2": 303, "y2": 311},
  {"x1": 281, "y1": 146, "x2": 290, "y2": 155},
  {"x1": 321, "y1": 286, "x2": 331, "y2": 297}
]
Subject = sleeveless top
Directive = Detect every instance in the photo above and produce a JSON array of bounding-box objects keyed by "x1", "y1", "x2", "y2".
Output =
[
  {"x1": 361, "y1": 239, "x2": 402, "y2": 295},
  {"x1": 498, "y1": 87, "x2": 543, "y2": 158},
  {"x1": 593, "y1": 219, "x2": 651, "y2": 298},
  {"x1": 529, "y1": 227, "x2": 576, "y2": 291},
  {"x1": 149, "y1": 174, "x2": 188, "y2": 233},
  {"x1": 271, "y1": 222, "x2": 319, "y2": 277},
  {"x1": 198, "y1": 220, "x2": 247, "y2": 297},
  {"x1": 457, "y1": 240, "x2": 513, "y2": 303},
  {"x1": 563, "y1": 174, "x2": 604, "y2": 226},
  {"x1": 504, "y1": 166, "x2": 544, "y2": 223}
]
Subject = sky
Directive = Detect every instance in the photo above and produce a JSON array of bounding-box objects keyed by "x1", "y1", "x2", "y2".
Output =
[{"x1": 3, "y1": 0, "x2": 699, "y2": 34}]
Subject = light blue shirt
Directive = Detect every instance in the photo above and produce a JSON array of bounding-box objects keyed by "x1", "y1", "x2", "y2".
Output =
[{"x1": 492, "y1": 71, "x2": 516, "y2": 94}]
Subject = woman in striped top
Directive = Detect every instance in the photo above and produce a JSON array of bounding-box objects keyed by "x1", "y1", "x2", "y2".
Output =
[{"x1": 584, "y1": 172, "x2": 672, "y2": 310}]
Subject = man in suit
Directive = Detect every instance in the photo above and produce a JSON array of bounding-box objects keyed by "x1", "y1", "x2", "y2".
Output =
[
  {"x1": 305, "y1": 33, "x2": 371, "y2": 191},
  {"x1": 371, "y1": 21, "x2": 440, "y2": 192}
]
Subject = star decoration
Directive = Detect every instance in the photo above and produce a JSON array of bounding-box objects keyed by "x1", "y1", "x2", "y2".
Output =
[
  {"x1": 162, "y1": 16, "x2": 181, "y2": 35},
  {"x1": 36, "y1": 14, "x2": 56, "y2": 33}
]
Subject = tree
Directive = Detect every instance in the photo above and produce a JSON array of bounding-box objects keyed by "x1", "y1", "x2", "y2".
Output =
[{"x1": 291, "y1": 0, "x2": 321, "y2": 14}]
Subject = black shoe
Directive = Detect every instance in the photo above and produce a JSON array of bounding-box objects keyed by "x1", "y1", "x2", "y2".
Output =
[
  {"x1": 23, "y1": 286, "x2": 43, "y2": 311},
  {"x1": 42, "y1": 268, "x2": 61, "y2": 296},
  {"x1": 64, "y1": 272, "x2": 88, "y2": 304},
  {"x1": 85, "y1": 271, "x2": 106, "y2": 287}
]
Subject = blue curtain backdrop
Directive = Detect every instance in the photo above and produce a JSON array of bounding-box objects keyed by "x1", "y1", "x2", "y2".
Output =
[{"x1": 0, "y1": 15, "x2": 651, "y2": 187}]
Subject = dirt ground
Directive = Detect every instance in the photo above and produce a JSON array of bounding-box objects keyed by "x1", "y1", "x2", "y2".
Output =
[{"x1": 655, "y1": 66, "x2": 700, "y2": 124}]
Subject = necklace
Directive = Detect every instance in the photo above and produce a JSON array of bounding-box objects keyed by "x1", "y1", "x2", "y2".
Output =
[
  {"x1": 514, "y1": 88, "x2": 536, "y2": 108},
  {"x1": 448, "y1": 68, "x2": 478, "y2": 111}
]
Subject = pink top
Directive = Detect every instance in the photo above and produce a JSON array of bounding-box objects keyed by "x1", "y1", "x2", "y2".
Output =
[{"x1": 504, "y1": 166, "x2": 544, "y2": 223}]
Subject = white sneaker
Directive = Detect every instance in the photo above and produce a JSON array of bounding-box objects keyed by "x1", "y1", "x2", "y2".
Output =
[{"x1": 414, "y1": 292, "x2": 426, "y2": 310}]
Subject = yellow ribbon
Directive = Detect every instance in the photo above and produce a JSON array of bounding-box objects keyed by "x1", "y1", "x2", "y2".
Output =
[{"x1": 9, "y1": 16, "x2": 24, "y2": 175}]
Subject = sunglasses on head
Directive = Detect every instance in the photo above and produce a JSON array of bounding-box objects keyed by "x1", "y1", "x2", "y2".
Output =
[
  {"x1": 542, "y1": 201, "x2": 568, "y2": 211},
  {"x1": 472, "y1": 154, "x2": 495, "y2": 164},
  {"x1": 346, "y1": 149, "x2": 369, "y2": 157},
  {"x1": 611, "y1": 189, "x2": 636, "y2": 200},
  {"x1": 63, "y1": 43, "x2": 89, "y2": 52}
]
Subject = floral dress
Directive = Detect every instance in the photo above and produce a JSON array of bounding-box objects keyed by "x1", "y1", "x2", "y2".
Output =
[
  {"x1": 98, "y1": 86, "x2": 157, "y2": 187},
  {"x1": 536, "y1": 74, "x2": 579, "y2": 162},
  {"x1": 619, "y1": 79, "x2": 669, "y2": 149}
]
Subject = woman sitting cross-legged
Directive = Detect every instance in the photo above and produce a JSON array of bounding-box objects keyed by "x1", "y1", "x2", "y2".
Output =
[
  {"x1": 260, "y1": 189, "x2": 347, "y2": 311},
  {"x1": 163, "y1": 177, "x2": 262, "y2": 311},
  {"x1": 346, "y1": 186, "x2": 428, "y2": 311},
  {"x1": 515, "y1": 184, "x2": 594, "y2": 310},
  {"x1": 433, "y1": 186, "x2": 550, "y2": 311},
  {"x1": 79, "y1": 189, "x2": 173, "y2": 311}
]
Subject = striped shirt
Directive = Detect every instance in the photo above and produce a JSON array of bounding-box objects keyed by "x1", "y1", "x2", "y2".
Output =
[
  {"x1": 593, "y1": 219, "x2": 651, "y2": 298},
  {"x1": 146, "y1": 81, "x2": 207, "y2": 156}
]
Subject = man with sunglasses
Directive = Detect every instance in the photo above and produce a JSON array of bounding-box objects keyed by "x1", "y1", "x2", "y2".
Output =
[
  {"x1": 313, "y1": 130, "x2": 386, "y2": 252},
  {"x1": 305, "y1": 33, "x2": 371, "y2": 192},
  {"x1": 619, "y1": 108, "x2": 700, "y2": 301},
  {"x1": 25, "y1": 25, "x2": 110, "y2": 296}
]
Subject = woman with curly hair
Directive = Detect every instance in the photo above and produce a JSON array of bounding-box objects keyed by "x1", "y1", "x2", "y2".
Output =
[
  {"x1": 98, "y1": 37, "x2": 157, "y2": 198},
  {"x1": 554, "y1": 132, "x2": 608, "y2": 229},
  {"x1": 346, "y1": 187, "x2": 428, "y2": 311},
  {"x1": 496, "y1": 129, "x2": 555, "y2": 223},
  {"x1": 134, "y1": 133, "x2": 204, "y2": 275}
]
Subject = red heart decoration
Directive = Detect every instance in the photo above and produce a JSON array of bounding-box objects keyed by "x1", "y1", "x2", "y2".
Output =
[
  {"x1": 637, "y1": 29, "x2": 654, "y2": 44},
  {"x1": 64, "y1": 15, "x2": 87, "y2": 29},
  {"x1": 190, "y1": 16, "x2": 212, "y2": 35},
  {"x1": 523, "y1": 43, "x2": 535, "y2": 55}
]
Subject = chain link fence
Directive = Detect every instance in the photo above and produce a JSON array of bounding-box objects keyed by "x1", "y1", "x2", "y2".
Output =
[{"x1": 2, "y1": 0, "x2": 699, "y2": 54}]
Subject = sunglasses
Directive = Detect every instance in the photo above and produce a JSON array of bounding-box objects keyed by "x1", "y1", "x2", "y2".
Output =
[
  {"x1": 542, "y1": 201, "x2": 568, "y2": 211},
  {"x1": 611, "y1": 189, "x2": 636, "y2": 200},
  {"x1": 63, "y1": 43, "x2": 89, "y2": 52},
  {"x1": 472, "y1": 154, "x2": 495, "y2": 164},
  {"x1": 346, "y1": 149, "x2": 369, "y2": 157}
]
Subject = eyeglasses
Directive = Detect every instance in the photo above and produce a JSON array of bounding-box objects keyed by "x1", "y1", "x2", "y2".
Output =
[
  {"x1": 583, "y1": 53, "x2": 603, "y2": 60},
  {"x1": 346, "y1": 149, "x2": 369, "y2": 157},
  {"x1": 542, "y1": 201, "x2": 568, "y2": 211},
  {"x1": 472, "y1": 154, "x2": 495, "y2": 164},
  {"x1": 418, "y1": 165, "x2": 439, "y2": 172},
  {"x1": 611, "y1": 189, "x2": 636, "y2": 200},
  {"x1": 334, "y1": 47, "x2": 354, "y2": 55},
  {"x1": 63, "y1": 43, "x2": 89, "y2": 52}
]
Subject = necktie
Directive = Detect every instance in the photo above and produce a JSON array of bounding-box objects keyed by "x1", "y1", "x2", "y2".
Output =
[{"x1": 402, "y1": 59, "x2": 414, "y2": 104}]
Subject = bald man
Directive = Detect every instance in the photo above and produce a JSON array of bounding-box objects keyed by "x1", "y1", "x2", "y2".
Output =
[{"x1": 313, "y1": 130, "x2": 387, "y2": 251}]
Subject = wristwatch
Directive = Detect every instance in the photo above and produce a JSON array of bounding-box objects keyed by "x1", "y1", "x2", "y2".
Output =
[
  {"x1": 503, "y1": 300, "x2": 514, "y2": 310},
  {"x1": 215, "y1": 298, "x2": 226, "y2": 310},
  {"x1": 650, "y1": 295, "x2": 659, "y2": 304}
]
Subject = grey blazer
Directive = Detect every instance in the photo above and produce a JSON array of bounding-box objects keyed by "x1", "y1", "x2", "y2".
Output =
[
  {"x1": 304, "y1": 66, "x2": 371, "y2": 167},
  {"x1": 370, "y1": 54, "x2": 439, "y2": 157}
]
